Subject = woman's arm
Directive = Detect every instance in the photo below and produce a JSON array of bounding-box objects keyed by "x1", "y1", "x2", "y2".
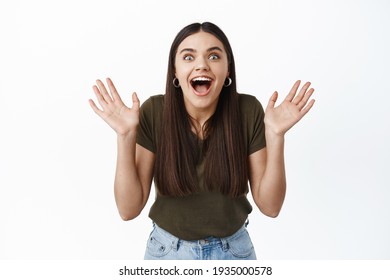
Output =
[
  {"x1": 114, "y1": 136, "x2": 155, "y2": 220},
  {"x1": 89, "y1": 78, "x2": 155, "y2": 220},
  {"x1": 248, "y1": 136, "x2": 285, "y2": 217},
  {"x1": 249, "y1": 80, "x2": 315, "y2": 217}
]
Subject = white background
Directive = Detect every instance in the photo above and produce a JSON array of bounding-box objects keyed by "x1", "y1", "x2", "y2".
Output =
[{"x1": 0, "y1": 0, "x2": 389, "y2": 260}]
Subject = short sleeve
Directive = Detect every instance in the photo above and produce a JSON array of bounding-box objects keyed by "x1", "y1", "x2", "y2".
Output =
[
  {"x1": 239, "y1": 94, "x2": 266, "y2": 155},
  {"x1": 136, "y1": 95, "x2": 164, "y2": 153}
]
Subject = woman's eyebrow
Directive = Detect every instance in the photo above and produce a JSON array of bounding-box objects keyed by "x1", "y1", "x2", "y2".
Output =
[
  {"x1": 207, "y1": 46, "x2": 223, "y2": 53},
  {"x1": 179, "y1": 46, "x2": 223, "y2": 54},
  {"x1": 179, "y1": 48, "x2": 196, "y2": 54}
]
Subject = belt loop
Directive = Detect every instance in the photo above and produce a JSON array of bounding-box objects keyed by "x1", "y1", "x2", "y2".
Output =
[
  {"x1": 172, "y1": 238, "x2": 180, "y2": 252},
  {"x1": 221, "y1": 238, "x2": 229, "y2": 252}
]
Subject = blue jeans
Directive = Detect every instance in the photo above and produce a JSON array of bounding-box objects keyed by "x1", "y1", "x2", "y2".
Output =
[{"x1": 144, "y1": 222, "x2": 257, "y2": 260}]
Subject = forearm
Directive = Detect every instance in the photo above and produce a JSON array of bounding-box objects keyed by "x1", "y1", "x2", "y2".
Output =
[
  {"x1": 114, "y1": 132, "x2": 144, "y2": 220},
  {"x1": 257, "y1": 132, "x2": 286, "y2": 217}
]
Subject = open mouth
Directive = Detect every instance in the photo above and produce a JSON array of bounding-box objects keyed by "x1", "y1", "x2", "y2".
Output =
[{"x1": 190, "y1": 76, "x2": 212, "y2": 95}]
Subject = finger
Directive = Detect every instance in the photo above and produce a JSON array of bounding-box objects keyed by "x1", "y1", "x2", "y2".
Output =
[
  {"x1": 299, "y1": 99, "x2": 315, "y2": 118},
  {"x1": 131, "y1": 92, "x2": 140, "y2": 112},
  {"x1": 88, "y1": 99, "x2": 104, "y2": 117},
  {"x1": 297, "y1": 88, "x2": 315, "y2": 110},
  {"x1": 93, "y1": 85, "x2": 109, "y2": 109},
  {"x1": 96, "y1": 79, "x2": 113, "y2": 103},
  {"x1": 267, "y1": 91, "x2": 278, "y2": 110},
  {"x1": 106, "y1": 77, "x2": 122, "y2": 103},
  {"x1": 292, "y1": 81, "x2": 311, "y2": 105},
  {"x1": 284, "y1": 80, "x2": 301, "y2": 102}
]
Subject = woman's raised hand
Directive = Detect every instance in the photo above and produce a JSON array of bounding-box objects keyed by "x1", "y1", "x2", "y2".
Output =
[
  {"x1": 265, "y1": 80, "x2": 315, "y2": 136},
  {"x1": 89, "y1": 78, "x2": 140, "y2": 136}
]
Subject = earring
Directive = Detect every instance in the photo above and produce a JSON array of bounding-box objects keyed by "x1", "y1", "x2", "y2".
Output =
[
  {"x1": 224, "y1": 77, "x2": 232, "y2": 87},
  {"x1": 173, "y1": 78, "x2": 180, "y2": 88}
]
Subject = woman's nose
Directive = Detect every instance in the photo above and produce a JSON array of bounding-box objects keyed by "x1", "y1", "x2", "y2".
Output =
[{"x1": 195, "y1": 57, "x2": 210, "y2": 71}]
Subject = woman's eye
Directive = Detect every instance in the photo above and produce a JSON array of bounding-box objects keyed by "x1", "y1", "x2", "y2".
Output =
[
  {"x1": 184, "y1": 55, "x2": 194, "y2": 61},
  {"x1": 209, "y1": 54, "x2": 219, "y2": 60}
]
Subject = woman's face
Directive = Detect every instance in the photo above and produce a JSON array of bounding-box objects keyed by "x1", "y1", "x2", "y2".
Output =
[{"x1": 174, "y1": 31, "x2": 229, "y2": 120}]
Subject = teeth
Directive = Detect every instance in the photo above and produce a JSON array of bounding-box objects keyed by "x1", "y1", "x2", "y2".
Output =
[{"x1": 192, "y1": 77, "x2": 212, "y2": 82}]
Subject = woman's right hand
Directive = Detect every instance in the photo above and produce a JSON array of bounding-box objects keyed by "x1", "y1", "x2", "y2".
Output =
[{"x1": 89, "y1": 78, "x2": 140, "y2": 136}]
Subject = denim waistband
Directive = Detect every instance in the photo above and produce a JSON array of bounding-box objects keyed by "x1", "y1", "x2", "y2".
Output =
[{"x1": 153, "y1": 222, "x2": 248, "y2": 250}]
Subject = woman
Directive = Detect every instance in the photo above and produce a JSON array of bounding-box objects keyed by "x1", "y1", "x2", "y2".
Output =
[{"x1": 89, "y1": 22, "x2": 315, "y2": 260}]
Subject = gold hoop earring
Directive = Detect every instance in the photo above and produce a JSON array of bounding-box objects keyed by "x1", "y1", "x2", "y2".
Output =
[
  {"x1": 173, "y1": 78, "x2": 180, "y2": 88},
  {"x1": 224, "y1": 77, "x2": 232, "y2": 87}
]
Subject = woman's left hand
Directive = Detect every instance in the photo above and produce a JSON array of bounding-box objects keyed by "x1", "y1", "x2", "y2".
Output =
[{"x1": 264, "y1": 80, "x2": 315, "y2": 136}]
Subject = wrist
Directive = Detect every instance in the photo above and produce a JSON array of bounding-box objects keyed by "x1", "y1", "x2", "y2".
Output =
[
  {"x1": 117, "y1": 131, "x2": 137, "y2": 143},
  {"x1": 265, "y1": 129, "x2": 285, "y2": 155},
  {"x1": 265, "y1": 127, "x2": 285, "y2": 140}
]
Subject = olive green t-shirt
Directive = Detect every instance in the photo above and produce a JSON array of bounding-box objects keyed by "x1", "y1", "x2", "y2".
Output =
[{"x1": 136, "y1": 94, "x2": 266, "y2": 240}]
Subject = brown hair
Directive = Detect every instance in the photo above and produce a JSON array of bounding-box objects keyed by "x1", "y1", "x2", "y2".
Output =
[{"x1": 154, "y1": 22, "x2": 248, "y2": 197}]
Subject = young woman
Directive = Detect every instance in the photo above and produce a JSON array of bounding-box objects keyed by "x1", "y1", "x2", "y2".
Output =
[{"x1": 89, "y1": 22, "x2": 315, "y2": 260}]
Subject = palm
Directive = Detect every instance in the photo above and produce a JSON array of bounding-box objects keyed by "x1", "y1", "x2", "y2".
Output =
[
  {"x1": 89, "y1": 78, "x2": 140, "y2": 136},
  {"x1": 265, "y1": 80, "x2": 315, "y2": 136}
]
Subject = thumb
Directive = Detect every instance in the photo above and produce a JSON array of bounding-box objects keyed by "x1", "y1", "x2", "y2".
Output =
[
  {"x1": 131, "y1": 92, "x2": 140, "y2": 111},
  {"x1": 266, "y1": 91, "x2": 278, "y2": 111}
]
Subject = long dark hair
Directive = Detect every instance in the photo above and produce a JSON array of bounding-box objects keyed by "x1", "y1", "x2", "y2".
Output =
[{"x1": 154, "y1": 22, "x2": 248, "y2": 197}]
